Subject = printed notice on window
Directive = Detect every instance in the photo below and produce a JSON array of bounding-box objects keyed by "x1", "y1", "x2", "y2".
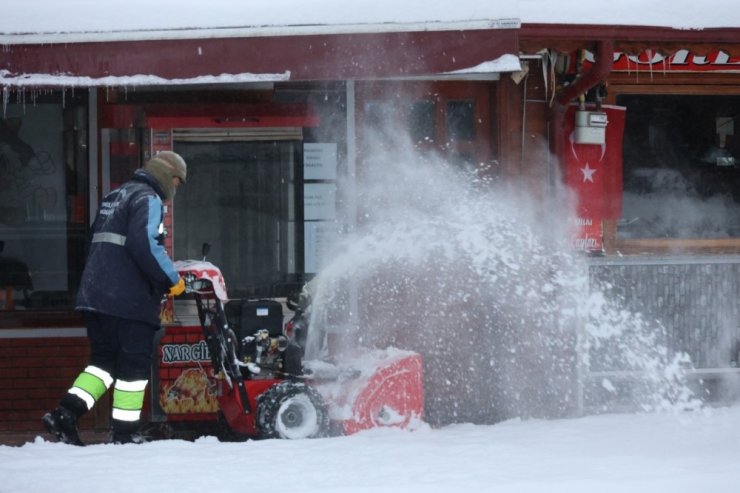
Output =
[
  {"x1": 304, "y1": 183, "x2": 336, "y2": 221},
  {"x1": 304, "y1": 221, "x2": 337, "y2": 274},
  {"x1": 304, "y1": 143, "x2": 337, "y2": 180}
]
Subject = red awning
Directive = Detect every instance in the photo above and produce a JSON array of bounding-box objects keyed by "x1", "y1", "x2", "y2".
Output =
[{"x1": 520, "y1": 24, "x2": 740, "y2": 57}]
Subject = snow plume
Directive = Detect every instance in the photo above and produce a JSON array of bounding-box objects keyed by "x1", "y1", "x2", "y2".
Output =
[
  {"x1": 582, "y1": 287, "x2": 702, "y2": 413},
  {"x1": 304, "y1": 125, "x2": 699, "y2": 426}
]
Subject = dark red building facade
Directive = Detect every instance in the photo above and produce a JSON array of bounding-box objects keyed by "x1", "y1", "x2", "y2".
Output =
[{"x1": 1, "y1": 17, "x2": 739, "y2": 438}]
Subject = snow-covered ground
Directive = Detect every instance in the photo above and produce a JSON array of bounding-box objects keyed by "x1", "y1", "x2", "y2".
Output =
[{"x1": 2, "y1": 405, "x2": 739, "y2": 493}]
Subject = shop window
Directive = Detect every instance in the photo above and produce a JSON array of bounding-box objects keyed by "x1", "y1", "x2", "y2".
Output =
[
  {"x1": 408, "y1": 100, "x2": 435, "y2": 143},
  {"x1": 0, "y1": 93, "x2": 89, "y2": 315},
  {"x1": 173, "y1": 139, "x2": 302, "y2": 298},
  {"x1": 363, "y1": 100, "x2": 397, "y2": 133},
  {"x1": 363, "y1": 98, "x2": 477, "y2": 148},
  {"x1": 445, "y1": 100, "x2": 475, "y2": 141},
  {"x1": 618, "y1": 94, "x2": 740, "y2": 240},
  {"x1": 358, "y1": 83, "x2": 490, "y2": 179}
]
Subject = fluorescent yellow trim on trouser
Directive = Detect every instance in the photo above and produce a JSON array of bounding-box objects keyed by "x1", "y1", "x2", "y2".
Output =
[
  {"x1": 69, "y1": 365, "x2": 114, "y2": 410},
  {"x1": 111, "y1": 379, "x2": 148, "y2": 422}
]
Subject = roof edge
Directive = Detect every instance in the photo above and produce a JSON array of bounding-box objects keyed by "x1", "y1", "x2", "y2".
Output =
[
  {"x1": 520, "y1": 23, "x2": 740, "y2": 43},
  {"x1": 0, "y1": 18, "x2": 521, "y2": 45}
]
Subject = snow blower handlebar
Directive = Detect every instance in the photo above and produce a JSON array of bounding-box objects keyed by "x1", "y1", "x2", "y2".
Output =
[{"x1": 173, "y1": 261, "x2": 252, "y2": 415}]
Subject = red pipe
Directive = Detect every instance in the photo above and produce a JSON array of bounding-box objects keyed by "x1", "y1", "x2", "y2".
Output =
[{"x1": 556, "y1": 40, "x2": 614, "y2": 106}]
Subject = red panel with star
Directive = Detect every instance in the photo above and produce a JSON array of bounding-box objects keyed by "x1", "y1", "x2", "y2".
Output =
[
  {"x1": 561, "y1": 104, "x2": 626, "y2": 251},
  {"x1": 562, "y1": 104, "x2": 626, "y2": 219}
]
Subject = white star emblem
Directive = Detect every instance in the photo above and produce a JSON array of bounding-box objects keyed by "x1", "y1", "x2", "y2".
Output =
[{"x1": 580, "y1": 163, "x2": 596, "y2": 183}]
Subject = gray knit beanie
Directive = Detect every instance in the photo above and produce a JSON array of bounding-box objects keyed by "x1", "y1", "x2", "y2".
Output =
[{"x1": 143, "y1": 151, "x2": 187, "y2": 200}]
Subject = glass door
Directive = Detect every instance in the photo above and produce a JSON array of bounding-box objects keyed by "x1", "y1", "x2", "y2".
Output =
[{"x1": 172, "y1": 129, "x2": 304, "y2": 299}]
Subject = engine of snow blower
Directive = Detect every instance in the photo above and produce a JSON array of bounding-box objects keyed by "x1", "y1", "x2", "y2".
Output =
[
  {"x1": 224, "y1": 298, "x2": 303, "y2": 381},
  {"x1": 163, "y1": 253, "x2": 425, "y2": 440}
]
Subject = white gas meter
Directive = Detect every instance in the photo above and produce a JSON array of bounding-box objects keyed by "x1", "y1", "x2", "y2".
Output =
[{"x1": 574, "y1": 110, "x2": 608, "y2": 145}]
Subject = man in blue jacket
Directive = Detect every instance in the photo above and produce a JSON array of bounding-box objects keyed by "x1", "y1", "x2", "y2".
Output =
[{"x1": 42, "y1": 151, "x2": 188, "y2": 445}]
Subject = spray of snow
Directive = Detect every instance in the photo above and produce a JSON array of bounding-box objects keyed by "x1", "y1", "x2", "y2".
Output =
[
  {"x1": 581, "y1": 285, "x2": 701, "y2": 413},
  {"x1": 303, "y1": 122, "x2": 700, "y2": 426}
]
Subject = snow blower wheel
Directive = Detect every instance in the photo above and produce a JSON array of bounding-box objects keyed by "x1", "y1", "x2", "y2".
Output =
[{"x1": 257, "y1": 382, "x2": 329, "y2": 439}]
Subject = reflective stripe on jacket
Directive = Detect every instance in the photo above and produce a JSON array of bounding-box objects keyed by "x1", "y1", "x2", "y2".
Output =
[{"x1": 76, "y1": 169, "x2": 179, "y2": 326}]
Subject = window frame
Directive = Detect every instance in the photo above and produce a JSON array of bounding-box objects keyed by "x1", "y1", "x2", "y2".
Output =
[
  {"x1": 355, "y1": 81, "x2": 493, "y2": 171},
  {"x1": 604, "y1": 79, "x2": 740, "y2": 255},
  {"x1": 0, "y1": 90, "x2": 89, "y2": 327}
]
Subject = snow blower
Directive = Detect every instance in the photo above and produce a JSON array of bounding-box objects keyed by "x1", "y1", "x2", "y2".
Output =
[{"x1": 171, "y1": 247, "x2": 424, "y2": 439}]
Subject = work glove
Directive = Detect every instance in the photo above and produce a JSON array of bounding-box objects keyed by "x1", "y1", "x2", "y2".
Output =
[{"x1": 168, "y1": 277, "x2": 186, "y2": 297}]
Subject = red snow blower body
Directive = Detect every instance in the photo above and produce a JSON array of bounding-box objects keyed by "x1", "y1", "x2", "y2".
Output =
[{"x1": 170, "y1": 256, "x2": 424, "y2": 439}]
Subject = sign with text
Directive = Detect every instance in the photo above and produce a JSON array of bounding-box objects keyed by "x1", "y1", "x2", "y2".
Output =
[
  {"x1": 304, "y1": 143, "x2": 338, "y2": 180},
  {"x1": 304, "y1": 183, "x2": 337, "y2": 221},
  {"x1": 583, "y1": 49, "x2": 740, "y2": 73},
  {"x1": 153, "y1": 325, "x2": 218, "y2": 420},
  {"x1": 570, "y1": 217, "x2": 603, "y2": 252},
  {"x1": 304, "y1": 221, "x2": 337, "y2": 274}
]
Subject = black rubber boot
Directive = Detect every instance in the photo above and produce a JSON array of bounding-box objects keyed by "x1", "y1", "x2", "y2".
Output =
[
  {"x1": 111, "y1": 419, "x2": 148, "y2": 444},
  {"x1": 42, "y1": 406, "x2": 84, "y2": 446}
]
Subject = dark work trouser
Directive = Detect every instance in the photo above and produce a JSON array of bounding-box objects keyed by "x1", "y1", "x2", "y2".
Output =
[{"x1": 61, "y1": 311, "x2": 158, "y2": 431}]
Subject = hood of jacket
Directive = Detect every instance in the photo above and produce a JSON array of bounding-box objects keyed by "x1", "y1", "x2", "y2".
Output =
[{"x1": 133, "y1": 168, "x2": 168, "y2": 201}]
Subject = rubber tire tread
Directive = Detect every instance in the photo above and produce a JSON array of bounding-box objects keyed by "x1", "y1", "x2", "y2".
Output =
[{"x1": 256, "y1": 381, "x2": 329, "y2": 439}]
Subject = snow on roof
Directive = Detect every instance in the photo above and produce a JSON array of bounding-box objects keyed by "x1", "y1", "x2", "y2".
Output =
[
  {"x1": 0, "y1": 69, "x2": 292, "y2": 87},
  {"x1": 5, "y1": 0, "x2": 740, "y2": 44},
  {"x1": 445, "y1": 55, "x2": 522, "y2": 76},
  {"x1": 520, "y1": 0, "x2": 740, "y2": 30},
  {"x1": 5, "y1": 0, "x2": 738, "y2": 46},
  {"x1": 1, "y1": 0, "x2": 520, "y2": 44}
]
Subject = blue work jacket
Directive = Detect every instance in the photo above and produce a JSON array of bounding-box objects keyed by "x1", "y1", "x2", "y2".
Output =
[{"x1": 76, "y1": 169, "x2": 179, "y2": 326}]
